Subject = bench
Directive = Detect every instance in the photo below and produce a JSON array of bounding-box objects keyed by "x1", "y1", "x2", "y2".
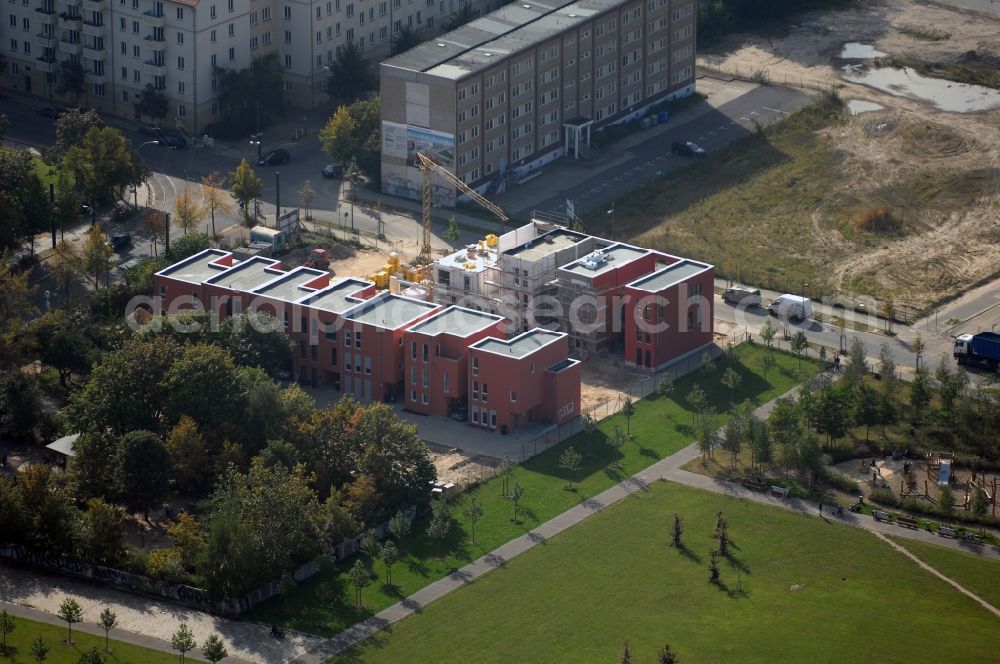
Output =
[
  {"x1": 938, "y1": 526, "x2": 958, "y2": 539},
  {"x1": 742, "y1": 478, "x2": 768, "y2": 492},
  {"x1": 769, "y1": 485, "x2": 789, "y2": 499},
  {"x1": 963, "y1": 532, "x2": 984, "y2": 545},
  {"x1": 894, "y1": 515, "x2": 918, "y2": 529},
  {"x1": 873, "y1": 510, "x2": 892, "y2": 522}
]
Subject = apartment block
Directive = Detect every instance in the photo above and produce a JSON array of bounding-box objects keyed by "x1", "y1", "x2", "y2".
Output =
[
  {"x1": 380, "y1": 0, "x2": 696, "y2": 203},
  {"x1": 431, "y1": 219, "x2": 714, "y2": 370},
  {"x1": 2, "y1": 0, "x2": 505, "y2": 133},
  {"x1": 153, "y1": 247, "x2": 581, "y2": 426}
]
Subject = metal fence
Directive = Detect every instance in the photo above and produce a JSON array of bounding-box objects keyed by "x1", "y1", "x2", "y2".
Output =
[{"x1": 696, "y1": 61, "x2": 840, "y2": 95}]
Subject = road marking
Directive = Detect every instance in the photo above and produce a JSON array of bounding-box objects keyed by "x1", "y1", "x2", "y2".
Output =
[
  {"x1": 762, "y1": 106, "x2": 788, "y2": 114},
  {"x1": 750, "y1": 110, "x2": 760, "y2": 116},
  {"x1": 739, "y1": 117, "x2": 751, "y2": 122}
]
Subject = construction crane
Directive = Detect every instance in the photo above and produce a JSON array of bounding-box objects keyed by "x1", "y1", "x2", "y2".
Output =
[{"x1": 416, "y1": 152, "x2": 509, "y2": 262}]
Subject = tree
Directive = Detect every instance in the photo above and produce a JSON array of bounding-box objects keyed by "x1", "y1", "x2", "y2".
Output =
[
  {"x1": 64, "y1": 126, "x2": 137, "y2": 205},
  {"x1": 82, "y1": 224, "x2": 113, "y2": 290},
  {"x1": 143, "y1": 211, "x2": 167, "y2": 257},
  {"x1": 171, "y1": 623, "x2": 196, "y2": 663},
  {"x1": 201, "y1": 635, "x2": 228, "y2": 664},
  {"x1": 77, "y1": 647, "x2": 104, "y2": 664},
  {"x1": 621, "y1": 397, "x2": 635, "y2": 437},
  {"x1": 323, "y1": 40, "x2": 376, "y2": 103},
  {"x1": 749, "y1": 417, "x2": 771, "y2": 471},
  {"x1": 51, "y1": 241, "x2": 82, "y2": 305},
  {"x1": 359, "y1": 529, "x2": 379, "y2": 561},
  {"x1": 938, "y1": 484, "x2": 954, "y2": 519},
  {"x1": 790, "y1": 331, "x2": 809, "y2": 373},
  {"x1": 165, "y1": 232, "x2": 209, "y2": 261},
  {"x1": 877, "y1": 344, "x2": 898, "y2": 400},
  {"x1": 390, "y1": 24, "x2": 425, "y2": 56},
  {"x1": 166, "y1": 417, "x2": 212, "y2": 494},
  {"x1": 229, "y1": 159, "x2": 262, "y2": 221},
  {"x1": 319, "y1": 106, "x2": 359, "y2": 168},
  {"x1": 498, "y1": 457, "x2": 514, "y2": 496},
  {"x1": 854, "y1": 383, "x2": 880, "y2": 441},
  {"x1": 173, "y1": 188, "x2": 203, "y2": 235},
  {"x1": 510, "y1": 482, "x2": 523, "y2": 522},
  {"x1": 379, "y1": 540, "x2": 399, "y2": 586},
  {"x1": 657, "y1": 644, "x2": 679, "y2": 664},
  {"x1": 0, "y1": 610, "x2": 14, "y2": 655},
  {"x1": 57, "y1": 598, "x2": 83, "y2": 644},
  {"x1": 56, "y1": 59, "x2": 86, "y2": 106},
  {"x1": 911, "y1": 334, "x2": 925, "y2": 372},
  {"x1": 606, "y1": 423, "x2": 625, "y2": 469},
  {"x1": 721, "y1": 367, "x2": 742, "y2": 406},
  {"x1": 348, "y1": 559, "x2": 369, "y2": 607},
  {"x1": 843, "y1": 337, "x2": 867, "y2": 386},
  {"x1": 442, "y1": 215, "x2": 461, "y2": 242},
  {"x1": 51, "y1": 109, "x2": 102, "y2": 164},
  {"x1": 298, "y1": 180, "x2": 315, "y2": 221},
  {"x1": 17, "y1": 173, "x2": 51, "y2": 257},
  {"x1": 162, "y1": 344, "x2": 243, "y2": 433},
  {"x1": 910, "y1": 368, "x2": 931, "y2": 425},
  {"x1": 98, "y1": 608, "x2": 117, "y2": 653},
  {"x1": 463, "y1": 497, "x2": 484, "y2": 544},
  {"x1": 219, "y1": 312, "x2": 294, "y2": 376},
  {"x1": 696, "y1": 407, "x2": 719, "y2": 463},
  {"x1": 0, "y1": 371, "x2": 40, "y2": 442},
  {"x1": 558, "y1": 446, "x2": 583, "y2": 489},
  {"x1": 214, "y1": 53, "x2": 285, "y2": 138},
  {"x1": 971, "y1": 486, "x2": 989, "y2": 519},
  {"x1": 426, "y1": 499, "x2": 453, "y2": 542},
  {"x1": 619, "y1": 638, "x2": 633, "y2": 664},
  {"x1": 701, "y1": 350, "x2": 716, "y2": 373},
  {"x1": 709, "y1": 551, "x2": 720, "y2": 583},
  {"x1": 79, "y1": 498, "x2": 125, "y2": 565},
  {"x1": 133, "y1": 84, "x2": 169, "y2": 123},
  {"x1": 760, "y1": 351, "x2": 776, "y2": 380},
  {"x1": 114, "y1": 430, "x2": 171, "y2": 521},
  {"x1": 722, "y1": 407, "x2": 746, "y2": 469},
  {"x1": 31, "y1": 635, "x2": 49, "y2": 662},
  {"x1": 443, "y1": 2, "x2": 475, "y2": 31},
  {"x1": 658, "y1": 375, "x2": 675, "y2": 413},
  {"x1": 935, "y1": 356, "x2": 967, "y2": 420},
  {"x1": 687, "y1": 384, "x2": 707, "y2": 425},
  {"x1": 200, "y1": 172, "x2": 233, "y2": 238},
  {"x1": 671, "y1": 513, "x2": 683, "y2": 547},
  {"x1": 881, "y1": 296, "x2": 895, "y2": 334}
]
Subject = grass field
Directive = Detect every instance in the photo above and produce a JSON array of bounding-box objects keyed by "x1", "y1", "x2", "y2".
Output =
[
  {"x1": 246, "y1": 344, "x2": 825, "y2": 636},
  {"x1": 888, "y1": 536, "x2": 1000, "y2": 610},
  {"x1": 332, "y1": 481, "x2": 1000, "y2": 664},
  {"x1": 0, "y1": 615, "x2": 200, "y2": 664},
  {"x1": 0, "y1": 149, "x2": 59, "y2": 190}
]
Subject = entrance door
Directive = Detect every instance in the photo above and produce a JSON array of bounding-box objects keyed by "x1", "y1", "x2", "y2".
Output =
[{"x1": 645, "y1": 350, "x2": 651, "y2": 368}]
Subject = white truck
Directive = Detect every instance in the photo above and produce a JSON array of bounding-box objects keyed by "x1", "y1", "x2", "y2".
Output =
[{"x1": 767, "y1": 294, "x2": 814, "y2": 322}]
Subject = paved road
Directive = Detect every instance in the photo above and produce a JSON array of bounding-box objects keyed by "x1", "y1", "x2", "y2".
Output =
[
  {"x1": 523, "y1": 84, "x2": 812, "y2": 217},
  {"x1": 290, "y1": 376, "x2": 1000, "y2": 663}
]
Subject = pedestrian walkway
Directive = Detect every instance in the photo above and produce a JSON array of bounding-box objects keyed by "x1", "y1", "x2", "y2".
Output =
[
  {"x1": 290, "y1": 377, "x2": 1000, "y2": 662},
  {"x1": 0, "y1": 566, "x2": 320, "y2": 664}
]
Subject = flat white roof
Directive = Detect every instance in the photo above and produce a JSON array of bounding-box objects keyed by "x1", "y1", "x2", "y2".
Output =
[
  {"x1": 251, "y1": 266, "x2": 329, "y2": 303},
  {"x1": 345, "y1": 292, "x2": 439, "y2": 329},
  {"x1": 204, "y1": 256, "x2": 285, "y2": 290},
  {"x1": 627, "y1": 259, "x2": 712, "y2": 292},
  {"x1": 298, "y1": 277, "x2": 373, "y2": 314},
  {"x1": 560, "y1": 243, "x2": 649, "y2": 278},
  {"x1": 155, "y1": 248, "x2": 232, "y2": 284},
  {"x1": 406, "y1": 305, "x2": 503, "y2": 337},
  {"x1": 472, "y1": 328, "x2": 565, "y2": 358}
]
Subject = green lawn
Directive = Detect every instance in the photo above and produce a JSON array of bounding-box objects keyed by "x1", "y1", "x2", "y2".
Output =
[
  {"x1": 0, "y1": 615, "x2": 200, "y2": 664},
  {"x1": 887, "y1": 536, "x2": 1000, "y2": 610},
  {"x1": 0, "y1": 149, "x2": 59, "y2": 190},
  {"x1": 247, "y1": 344, "x2": 825, "y2": 636},
  {"x1": 332, "y1": 481, "x2": 1000, "y2": 664}
]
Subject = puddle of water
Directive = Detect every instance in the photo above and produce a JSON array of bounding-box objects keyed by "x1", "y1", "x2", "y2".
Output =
[
  {"x1": 844, "y1": 66, "x2": 1000, "y2": 113},
  {"x1": 840, "y1": 42, "x2": 888, "y2": 59},
  {"x1": 846, "y1": 100, "x2": 885, "y2": 115}
]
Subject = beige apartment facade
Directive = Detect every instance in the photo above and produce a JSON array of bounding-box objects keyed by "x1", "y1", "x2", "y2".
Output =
[
  {"x1": 3, "y1": 0, "x2": 502, "y2": 134},
  {"x1": 380, "y1": 0, "x2": 696, "y2": 205}
]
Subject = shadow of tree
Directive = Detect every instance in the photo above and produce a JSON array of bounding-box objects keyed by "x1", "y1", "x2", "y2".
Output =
[{"x1": 675, "y1": 543, "x2": 701, "y2": 564}]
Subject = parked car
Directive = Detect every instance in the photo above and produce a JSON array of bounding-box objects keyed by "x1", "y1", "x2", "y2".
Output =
[
  {"x1": 37, "y1": 105, "x2": 63, "y2": 119},
  {"x1": 258, "y1": 149, "x2": 291, "y2": 166},
  {"x1": 321, "y1": 163, "x2": 343, "y2": 179},
  {"x1": 154, "y1": 128, "x2": 187, "y2": 149},
  {"x1": 722, "y1": 285, "x2": 762, "y2": 306},
  {"x1": 670, "y1": 141, "x2": 706, "y2": 157},
  {"x1": 117, "y1": 256, "x2": 145, "y2": 272},
  {"x1": 109, "y1": 234, "x2": 132, "y2": 252}
]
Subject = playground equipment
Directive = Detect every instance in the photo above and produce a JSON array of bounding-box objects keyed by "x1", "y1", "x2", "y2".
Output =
[
  {"x1": 899, "y1": 460, "x2": 931, "y2": 501},
  {"x1": 963, "y1": 468, "x2": 998, "y2": 516},
  {"x1": 925, "y1": 451, "x2": 955, "y2": 486}
]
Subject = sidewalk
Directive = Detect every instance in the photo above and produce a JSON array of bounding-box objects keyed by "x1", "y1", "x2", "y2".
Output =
[{"x1": 290, "y1": 376, "x2": 1000, "y2": 662}]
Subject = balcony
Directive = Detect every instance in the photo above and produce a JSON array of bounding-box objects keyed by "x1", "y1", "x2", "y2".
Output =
[
  {"x1": 56, "y1": 0, "x2": 81, "y2": 14},
  {"x1": 141, "y1": 9, "x2": 165, "y2": 28},
  {"x1": 85, "y1": 67, "x2": 109, "y2": 83},
  {"x1": 143, "y1": 31, "x2": 164, "y2": 42},
  {"x1": 81, "y1": 19, "x2": 106, "y2": 38},
  {"x1": 143, "y1": 59, "x2": 166, "y2": 76},
  {"x1": 83, "y1": 42, "x2": 105, "y2": 57},
  {"x1": 35, "y1": 32, "x2": 56, "y2": 47},
  {"x1": 58, "y1": 39, "x2": 82, "y2": 56},
  {"x1": 35, "y1": 56, "x2": 58, "y2": 73}
]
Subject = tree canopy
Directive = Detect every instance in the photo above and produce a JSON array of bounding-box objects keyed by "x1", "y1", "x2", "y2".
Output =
[{"x1": 323, "y1": 41, "x2": 376, "y2": 104}]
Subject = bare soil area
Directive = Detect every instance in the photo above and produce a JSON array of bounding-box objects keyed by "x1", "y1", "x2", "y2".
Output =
[
  {"x1": 695, "y1": 0, "x2": 1000, "y2": 311},
  {"x1": 579, "y1": 353, "x2": 651, "y2": 414},
  {"x1": 426, "y1": 444, "x2": 499, "y2": 487}
]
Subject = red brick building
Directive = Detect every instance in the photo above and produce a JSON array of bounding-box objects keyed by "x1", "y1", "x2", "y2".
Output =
[{"x1": 467, "y1": 330, "x2": 581, "y2": 433}]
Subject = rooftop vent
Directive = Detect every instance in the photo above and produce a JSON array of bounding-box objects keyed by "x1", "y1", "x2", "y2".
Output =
[{"x1": 581, "y1": 249, "x2": 609, "y2": 270}]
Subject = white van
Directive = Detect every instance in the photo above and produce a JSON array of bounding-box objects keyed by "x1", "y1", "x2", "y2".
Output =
[
  {"x1": 767, "y1": 294, "x2": 814, "y2": 322},
  {"x1": 722, "y1": 285, "x2": 762, "y2": 307}
]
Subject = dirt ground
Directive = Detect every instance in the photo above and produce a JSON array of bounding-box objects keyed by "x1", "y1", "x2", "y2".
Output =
[
  {"x1": 697, "y1": 0, "x2": 1000, "y2": 310},
  {"x1": 426, "y1": 444, "x2": 500, "y2": 487},
  {"x1": 579, "y1": 353, "x2": 653, "y2": 413}
]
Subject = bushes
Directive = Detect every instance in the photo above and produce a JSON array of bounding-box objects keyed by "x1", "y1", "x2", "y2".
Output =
[
  {"x1": 868, "y1": 487, "x2": 1000, "y2": 529},
  {"x1": 854, "y1": 205, "x2": 904, "y2": 234},
  {"x1": 821, "y1": 467, "x2": 860, "y2": 494}
]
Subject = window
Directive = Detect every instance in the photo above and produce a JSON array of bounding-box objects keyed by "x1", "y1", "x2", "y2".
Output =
[
  {"x1": 472, "y1": 357, "x2": 478, "y2": 375},
  {"x1": 177, "y1": 56, "x2": 184, "y2": 69},
  {"x1": 210, "y1": 29, "x2": 216, "y2": 42},
  {"x1": 228, "y1": 23, "x2": 234, "y2": 36},
  {"x1": 421, "y1": 368, "x2": 429, "y2": 388},
  {"x1": 175, "y1": 7, "x2": 183, "y2": 19},
  {"x1": 411, "y1": 342, "x2": 416, "y2": 359},
  {"x1": 284, "y1": 54, "x2": 291, "y2": 68},
  {"x1": 411, "y1": 390, "x2": 417, "y2": 402},
  {"x1": 176, "y1": 32, "x2": 183, "y2": 44},
  {"x1": 262, "y1": 6, "x2": 271, "y2": 20},
  {"x1": 411, "y1": 367, "x2": 416, "y2": 384},
  {"x1": 228, "y1": 47, "x2": 234, "y2": 61},
  {"x1": 481, "y1": 383, "x2": 488, "y2": 403},
  {"x1": 331, "y1": 347, "x2": 338, "y2": 366},
  {"x1": 472, "y1": 406, "x2": 479, "y2": 424},
  {"x1": 210, "y1": 5, "x2": 216, "y2": 19},
  {"x1": 472, "y1": 381, "x2": 479, "y2": 400},
  {"x1": 510, "y1": 390, "x2": 517, "y2": 403},
  {"x1": 283, "y1": 5, "x2": 291, "y2": 19},
  {"x1": 354, "y1": 331, "x2": 361, "y2": 348},
  {"x1": 421, "y1": 393, "x2": 429, "y2": 405},
  {"x1": 422, "y1": 344, "x2": 428, "y2": 362},
  {"x1": 443, "y1": 372, "x2": 449, "y2": 394},
  {"x1": 344, "y1": 330, "x2": 352, "y2": 347},
  {"x1": 284, "y1": 30, "x2": 291, "y2": 43},
  {"x1": 177, "y1": 81, "x2": 185, "y2": 94},
  {"x1": 228, "y1": 0, "x2": 233, "y2": 11}
]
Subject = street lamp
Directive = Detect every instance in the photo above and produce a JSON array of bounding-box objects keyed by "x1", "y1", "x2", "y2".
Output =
[
  {"x1": 134, "y1": 140, "x2": 159, "y2": 209},
  {"x1": 250, "y1": 133, "x2": 262, "y2": 159}
]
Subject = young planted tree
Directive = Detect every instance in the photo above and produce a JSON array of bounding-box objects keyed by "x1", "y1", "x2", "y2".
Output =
[
  {"x1": 749, "y1": 417, "x2": 771, "y2": 472},
  {"x1": 82, "y1": 225, "x2": 113, "y2": 290},
  {"x1": 0, "y1": 610, "x2": 14, "y2": 655},
  {"x1": 379, "y1": 540, "x2": 399, "y2": 586},
  {"x1": 348, "y1": 559, "x2": 369, "y2": 607},
  {"x1": 463, "y1": 497, "x2": 484, "y2": 544},
  {"x1": 31, "y1": 635, "x2": 49, "y2": 663},
  {"x1": 939, "y1": 484, "x2": 954, "y2": 519},
  {"x1": 388, "y1": 511, "x2": 411, "y2": 548},
  {"x1": 716, "y1": 519, "x2": 730, "y2": 556},
  {"x1": 510, "y1": 482, "x2": 523, "y2": 522},
  {"x1": 687, "y1": 384, "x2": 707, "y2": 426},
  {"x1": 201, "y1": 634, "x2": 228, "y2": 664},
  {"x1": 171, "y1": 623, "x2": 196, "y2": 663},
  {"x1": 722, "y1": 408, "x2": 745, "y2": 470},
  {"x1": 359, "y1": 529, "x2": 379, "y2": 562},
  {"x1": 606, "y1": 424, "x2": 625, "y2": 469},
  {"x1": 51, "y1": 240, "x2": 82, "y2": 304},
  {"x1": 910, "y1": 368, "x2": 932, "y2": 425},
  {"x1": 843, "y1": 337, "x2": 867, "y2": 386},
  {"x1": 760, "y1": 351, "x2": 776, "y2": 380},
  {"x1": 911, "y1": 334, "x2": 926, "y2": 372},
  {"x1": 759, "y1": 319, "x2": 776, "y2": 355},
  {"x1": 558, "y1": 446, "x2": 583, "y2": 489},
  {"x1": 671, "y1": 513, "x2": 683, "y2": 547},
  {"x1": 721, "y1": 367, "x2": 742, "y2": 407},
  {"x1": 696, "y1": 407, "x2": 719, "y2": 463},
  {"x1": 230, "y1": 159, "x2": 262, "y2": 221},
  {"x1": 701, "y1": 350, "x2": 716, "y2": 373},
  {"x1": 618, "y1": 638, "x2": 633, "y2": 664},
  {"x1": 57, "y1": 598, "x2": 83, "y2": 644},
  {"x1": 854, "y1": 383, "x2": 880, "y2": 441},
  {"x1": 657, "y1": 644, "x2": 679, "y2": 664},
  {"x1": 621, "y1": 397, "x2": 635, "y2": 438},
  {"x1": 173, "y1": 188, "x2": 203, "y2": 235},
  {"x1": 298, "y1": 180, "x2": 315, "y2": 221},
  {"x1": 709, "y1": 551, "x2": 720, "y2": 583},
  {"x1": 99, "y1": 608, "x2": 117, "y2": 653},
  {"x1": 498, "y1": 456, "x2": 513, "y2": 496},
  {"x1": 319, "y1": 106, "x2": 359, "y2": 168},
  {"x1": 426, "y1": 498, "x2": 453, "y2": 543},
  {"x1": 657, "y1": 375, "x2": 674, "y2": 415},
  {"x1": 971, "y1": 486, "x2": 990, "y2": 519},
  {"x1": 790, "y1": 331, "x2": 809, "y2": 374},
  {"x1": 77, "y1": 647, "x2": 104, "y2": 664},
  {"x1": 442, "y1": 215, "x2": 461, "y2": 242},
  {"x1": 200, "y1": 172, "x2": 233, "y2": 238}
]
